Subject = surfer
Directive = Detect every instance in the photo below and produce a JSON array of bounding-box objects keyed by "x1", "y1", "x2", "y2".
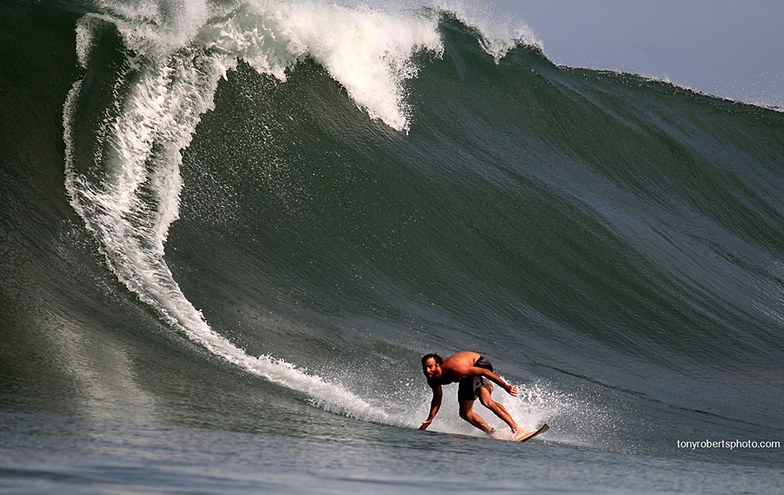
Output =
[{"x1": 419, "y1": 351, "x2": 528, "y2": 439}]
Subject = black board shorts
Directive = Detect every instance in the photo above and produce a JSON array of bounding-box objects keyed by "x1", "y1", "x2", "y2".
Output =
[{"x1": 457, "y1": 356, "x2": 493, "y2": 401}]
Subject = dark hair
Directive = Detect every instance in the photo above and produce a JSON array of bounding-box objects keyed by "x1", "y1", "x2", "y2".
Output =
[{"x1": 421, "y1": 353, "x2": 443, "y2": 367}]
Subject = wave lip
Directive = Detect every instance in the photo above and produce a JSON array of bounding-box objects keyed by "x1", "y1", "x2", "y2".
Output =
[{"x1": 200, "y1": 1, "x2": 444, "y2": 131}]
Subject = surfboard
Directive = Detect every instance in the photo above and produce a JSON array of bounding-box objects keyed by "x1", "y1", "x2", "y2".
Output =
[
  {"x1": 420, "y1": 423, "x2": 549, "y2": 443},
  {"x1": 513, "y1": 423, "x2": 549, "y2": 443}
]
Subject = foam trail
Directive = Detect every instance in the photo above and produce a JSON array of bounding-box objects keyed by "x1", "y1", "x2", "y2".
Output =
[{"x1": 63, "y1": 4, "x2": 431, "y2": 426}]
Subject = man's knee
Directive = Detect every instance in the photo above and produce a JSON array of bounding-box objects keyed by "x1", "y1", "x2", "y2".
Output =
[{"x1": 477, "y1": 388, "x2": 495, "y2": 407}]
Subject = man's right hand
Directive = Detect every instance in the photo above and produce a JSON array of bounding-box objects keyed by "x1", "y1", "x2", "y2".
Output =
[{"x1": 419, "y1": 419, "x2": 432, "y2": 430}]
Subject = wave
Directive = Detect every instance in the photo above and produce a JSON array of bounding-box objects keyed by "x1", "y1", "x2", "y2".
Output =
[{"x1": 3, "y1": 0, "x2": 783, "y2": 451}]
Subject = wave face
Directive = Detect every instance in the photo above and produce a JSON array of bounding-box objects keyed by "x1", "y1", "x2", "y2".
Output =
[{"x1": 2, "y1": 0, "x2": 783, "y2": 461}]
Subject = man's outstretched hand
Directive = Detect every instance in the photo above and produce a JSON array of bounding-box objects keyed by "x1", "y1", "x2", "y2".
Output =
[{"x1": 419, "y1": 419, "x2": 432, "y2": 430}]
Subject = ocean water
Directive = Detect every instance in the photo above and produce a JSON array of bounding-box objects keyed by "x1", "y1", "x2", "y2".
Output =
[{"x1": 1, "y1": 0, "x2": 783, "y2": 493}]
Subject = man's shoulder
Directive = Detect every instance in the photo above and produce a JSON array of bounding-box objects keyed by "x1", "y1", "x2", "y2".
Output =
[{"x1": 446, "y1": 351, "x2": 480, "y2": 364}]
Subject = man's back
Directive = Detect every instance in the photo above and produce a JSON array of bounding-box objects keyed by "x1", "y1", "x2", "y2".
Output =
[{"x1": 439, "y1": 351, "x2": 481, "y2": 382}]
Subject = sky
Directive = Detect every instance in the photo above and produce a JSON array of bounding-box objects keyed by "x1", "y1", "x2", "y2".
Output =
[{"x1": 497, "y1": 0, "x2": 784, "y2": 108}]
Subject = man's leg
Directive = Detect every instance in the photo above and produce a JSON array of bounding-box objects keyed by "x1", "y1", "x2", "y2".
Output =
[
  {"x1": 476, "y1": 384, "x2": 522, "y2": 433},
  {"x1": 458, "y1": 399, "x2": 494, "y2": 434}
]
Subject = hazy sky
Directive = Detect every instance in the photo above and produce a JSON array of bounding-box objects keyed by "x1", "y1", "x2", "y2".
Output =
[{"x1": 498, "y1": 0, "x2": 784, "y2": 108}]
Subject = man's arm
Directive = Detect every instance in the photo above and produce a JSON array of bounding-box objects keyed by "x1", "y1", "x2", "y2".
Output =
[
  {"x1": 469, "y1": 366, "x2": 519, "y2": 397},
  {"x1": 419, "y1": 383, "x2": 442, "y2": 430}
]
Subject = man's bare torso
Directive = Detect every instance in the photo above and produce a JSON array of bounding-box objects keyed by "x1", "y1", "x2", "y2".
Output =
[{"x1": 432, "y1": 351, "x2": 481, "y2": 384}]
